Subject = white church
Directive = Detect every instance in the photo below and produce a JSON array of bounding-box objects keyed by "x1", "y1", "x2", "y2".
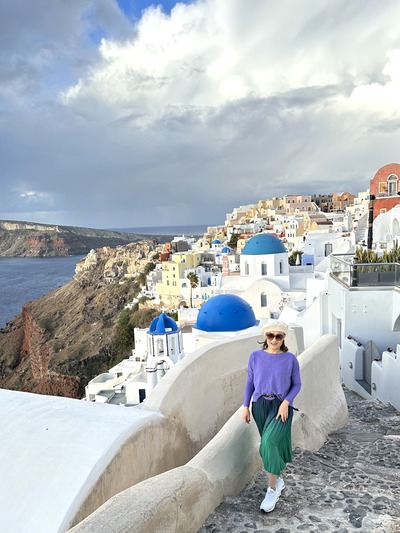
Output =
[{"x1": 85, "y1": 312, "x2": 184, "y2": 405}]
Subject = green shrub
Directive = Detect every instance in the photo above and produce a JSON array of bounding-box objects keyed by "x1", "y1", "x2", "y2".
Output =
[
  {"x1": 38, "y1": 316, "x2": 55, "y2": 335},
  {"x1": 112, "y1": 309, "x2": 135, "y2": 356}
]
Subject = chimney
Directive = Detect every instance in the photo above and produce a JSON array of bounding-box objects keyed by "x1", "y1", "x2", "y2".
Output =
[{"x1": 367, "y1": 194, "x2": 375, "y2": 250}]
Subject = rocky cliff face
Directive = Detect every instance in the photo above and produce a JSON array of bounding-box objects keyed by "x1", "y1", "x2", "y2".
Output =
[
  {"x1": 0, "y1": 219, "x2": 167, "y2": 257},
  {"x1": 0, "y1": 241, "x2": 161, "y2": 397}
]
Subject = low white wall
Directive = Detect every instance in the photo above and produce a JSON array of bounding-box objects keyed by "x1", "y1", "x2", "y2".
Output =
[
  {"x1": 69, "y1": 334, "x2": 260, "y2": 528},
  {"x1": 69, "y1": 334, "x2": 348, "y2": 533},
  {"x1": 142, "y1": 334, "x2": 258, "y2": 449},
  {"x1": 292, "y1": 334, "x2": 349, "y2": 451}
]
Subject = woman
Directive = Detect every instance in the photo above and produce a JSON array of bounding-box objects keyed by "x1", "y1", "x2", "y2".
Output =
[{"x1": 242, "y1": 320, "x2": 301, "y2": 513}]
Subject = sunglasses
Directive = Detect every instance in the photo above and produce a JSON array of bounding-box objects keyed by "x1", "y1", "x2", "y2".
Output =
[{"x1": 265, "y1": 333, "x2": 285, "y2": 341}]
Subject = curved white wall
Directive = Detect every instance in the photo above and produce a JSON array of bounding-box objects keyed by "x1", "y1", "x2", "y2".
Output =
[
  {"x1": 69, "y1": 334, "x2": 348, "y2": 533},
  {"x1": 1, "y1": 332, "x2": 347, "y2": 533}
]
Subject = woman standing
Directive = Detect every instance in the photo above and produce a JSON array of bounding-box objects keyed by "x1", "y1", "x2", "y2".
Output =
[{"x1": 242, "y1": 320, "x2": 301, "y2": 513}]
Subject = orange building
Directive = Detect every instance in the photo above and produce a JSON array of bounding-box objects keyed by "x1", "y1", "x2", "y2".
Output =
[
  {"x1": 370, "y1": 163, "x2": 400, "y2": 219},
  {"x1": 332, "y1": 192, "x2": 356, "y2": 211}
]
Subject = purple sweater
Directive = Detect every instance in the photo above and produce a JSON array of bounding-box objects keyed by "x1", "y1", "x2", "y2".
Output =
[{"x1": 243, "y1": 349, "x2": 301, "y2": 407}]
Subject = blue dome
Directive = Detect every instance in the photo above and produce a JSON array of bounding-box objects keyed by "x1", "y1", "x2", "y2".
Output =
[
  {"x1": 221, "y1": 246, "x2": 231, "y2": 253},
  {"x1": 149, "y1": 312, "x2": 179, "y2": 334},
  {"x1": 194, "y1": 294, "x2": 256, "y2": 332},
  {"x1": 212, "y1": 239, "x2": 221, "y2": 244},
  {"x1": 242, "y1": 234, "x2": 286, "y2": 255}
]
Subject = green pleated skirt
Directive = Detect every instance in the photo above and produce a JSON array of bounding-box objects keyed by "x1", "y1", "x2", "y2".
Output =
[{"x1": 251, "y1": 396, "x2": 294, "y2": 476}]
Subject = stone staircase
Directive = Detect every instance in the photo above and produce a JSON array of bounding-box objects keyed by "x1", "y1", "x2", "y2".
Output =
[{"x1": 198, "y1": 389, "x2": 400, "y2": 533}]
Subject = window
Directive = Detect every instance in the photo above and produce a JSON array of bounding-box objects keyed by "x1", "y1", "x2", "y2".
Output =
[
  {"x1": 139, "y1": 389, "x2": 146, "y2": 403},
  {"x1": 378, "y1": 181, "x2": 388, "y2": 194},
  {"x1": 261, "y1": 293, "x2": 267, "y2": 307},
  {"x1": 388, "y1": 174, "x2": 398, "y2": 195},
  {"x1": 279, "y1": 261, "x2": 284, "y2": 274},
  {"x1": 380, "y1": 208, "x2": 387, "y2": 214},
  {"x1": 261, "y1": 261, "x2": 267, "y2": 275},
  {"x1": 245, "y1": 261, "x2": 249, "y2": 275},
  {"x1": 157, "y1": 338, "x2": 164, "y2": 353}
]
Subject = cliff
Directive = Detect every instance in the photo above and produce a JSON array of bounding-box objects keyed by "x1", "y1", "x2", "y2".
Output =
[
  {"x1": 0, "y1": 219, "x2": 169, "y2": 257},
  {"x1": 0, "y1": 241, "x2": 161, "y2": 397}
]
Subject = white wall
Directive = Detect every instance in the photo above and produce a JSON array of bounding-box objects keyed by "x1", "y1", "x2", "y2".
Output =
[
  {"x1": 242, "y1": 278, "x2": 283, "y2": 318},
  {"x1": 342, "y1": 338, "x2": 400, "y2": 411},
  {"x1": 1, "y1": 327, "x2": 352, "y2": 533},
  {"x1": 68, "y1": 335, "x2": 348, "y2": 533},
  {"x1": 327, "y1": 275, "x2": 400, "y2": 352},
  {"x1": 71, "y1": 334, "x2": 265, "y2": 528},
  {"x1": 372, "y1": 345, "x2": 400, "y2": 410},
  {"x1": 240, "y1": 252, "x2": 289, "y2": 277}
]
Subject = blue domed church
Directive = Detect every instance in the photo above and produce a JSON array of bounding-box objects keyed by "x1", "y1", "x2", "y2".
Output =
[
  {"x1": 240, "y1": 233, "x2": 289, "y2": 278},
  {"x1": 226, "y1": 233, "x2": 294, "y2": 320}
]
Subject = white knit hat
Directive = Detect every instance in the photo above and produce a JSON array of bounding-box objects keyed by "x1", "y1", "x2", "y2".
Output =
[{"x1": 262, "y1": 320, "x2": 288, "y2": 336}]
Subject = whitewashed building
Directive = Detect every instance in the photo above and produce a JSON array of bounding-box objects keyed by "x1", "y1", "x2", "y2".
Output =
[{"x1": 85, "y1": 312, "x2": 184, "y2": 406}]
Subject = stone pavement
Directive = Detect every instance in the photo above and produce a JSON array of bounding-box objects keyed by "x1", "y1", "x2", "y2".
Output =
[{"x1": 198, "y1": 389, "x2": 400, "y2": 533}]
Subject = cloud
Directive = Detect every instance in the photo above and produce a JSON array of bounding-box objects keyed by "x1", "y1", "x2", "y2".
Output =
[{"x1": 1, "y1": 0, "x2": 400, "y2": 228}]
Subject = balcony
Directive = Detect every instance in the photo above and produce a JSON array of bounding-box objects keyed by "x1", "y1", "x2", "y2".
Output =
[{"x1": 330, "y1": 254, "x2": 400, "y2": 288}]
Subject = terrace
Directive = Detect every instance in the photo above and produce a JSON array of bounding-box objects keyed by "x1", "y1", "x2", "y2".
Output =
[{"x1": 330, "y1": 253, "x2": 400, "y2": 288}]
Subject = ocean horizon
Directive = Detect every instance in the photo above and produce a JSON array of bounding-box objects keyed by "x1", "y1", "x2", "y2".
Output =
[{"x1": 114, "y1": 224, "x2": 210, "y2": 236}]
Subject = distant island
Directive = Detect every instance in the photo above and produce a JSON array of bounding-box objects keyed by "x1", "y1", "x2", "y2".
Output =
[{"x1": 0, "y1": 219, "x2": 175, "y2": 257}]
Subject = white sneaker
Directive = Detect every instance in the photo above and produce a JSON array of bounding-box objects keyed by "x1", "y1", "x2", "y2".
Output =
[
  {"x1": 276, "y1": 476, "x2": 285, "y2": 496},
  {"x1": 260, "y1": 487, "x2": 279, "y2": 512}
]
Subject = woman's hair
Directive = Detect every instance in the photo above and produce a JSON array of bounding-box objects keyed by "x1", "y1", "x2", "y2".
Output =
[{"x1": 261, "y1": 338, "x2": 289, "y2": 352}]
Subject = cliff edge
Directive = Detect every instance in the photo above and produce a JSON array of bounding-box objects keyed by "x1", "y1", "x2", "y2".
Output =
[
  {"x1": 0, "y1": 241, "x2": 161, "y2": 397},
  {"x1": 0, "y1": 219, "x2": 168, "y2": 257}
]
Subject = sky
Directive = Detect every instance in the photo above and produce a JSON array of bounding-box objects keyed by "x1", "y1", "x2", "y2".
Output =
[{"x1": 1, "y1": 0, "x2": 400, "y2": 230}]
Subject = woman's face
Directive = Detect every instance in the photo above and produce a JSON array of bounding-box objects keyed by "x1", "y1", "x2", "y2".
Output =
[{"x1": 265, "y1": 331, "x2": 285, "y2": 349}]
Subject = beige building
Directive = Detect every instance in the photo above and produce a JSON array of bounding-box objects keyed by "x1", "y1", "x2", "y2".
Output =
[
  {"x1": 284, "y1": 216, "x2": 306, "y2": 250},
  {"x1": 302, "y1": 212, "x2": 333, "y2": 233},
  {"x1": 156, "y1": 252, "x2": 202, "y2": 307},
  {"x1": 225, "y1": 204, "x2": 255, "y2": 227},
  {"x1": 284, "y1": 195, "x2": 319, "y2": 214}
]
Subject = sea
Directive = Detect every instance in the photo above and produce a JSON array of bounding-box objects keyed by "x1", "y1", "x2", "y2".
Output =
[
  {"x1": 0, "y1": 224, "x2": 209, "y2": 328},
  {"x1": 0, "y1": 256, "x2": 85, "y2": 328}
]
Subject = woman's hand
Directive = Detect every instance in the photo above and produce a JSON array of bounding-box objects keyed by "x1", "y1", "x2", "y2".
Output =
[
  {"x1": 242, "y1": 406, "x2": 251, "y2": 424},
  {"x1": 276, "y1": 400, "x2": 289, "y2": 422}
]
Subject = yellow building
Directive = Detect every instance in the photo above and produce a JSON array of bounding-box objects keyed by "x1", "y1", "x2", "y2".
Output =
[
  {"x1": 156, "y1": 252, "x2": 202, "y2": 307},
  {"x1": 244, "y1": 198, "x2": 284, "y2": 221},
  {"x1": 302, "y1": 212, "x2": 332, "y2": 232}
]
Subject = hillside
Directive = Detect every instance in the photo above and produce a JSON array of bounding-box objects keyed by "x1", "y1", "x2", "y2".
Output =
[
  {"x1": 0, "y1": 219, "x2": 170, "y2": 257},
  {"x1": 0, "y1": 241, "x2": 161, "y2": 397}
]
